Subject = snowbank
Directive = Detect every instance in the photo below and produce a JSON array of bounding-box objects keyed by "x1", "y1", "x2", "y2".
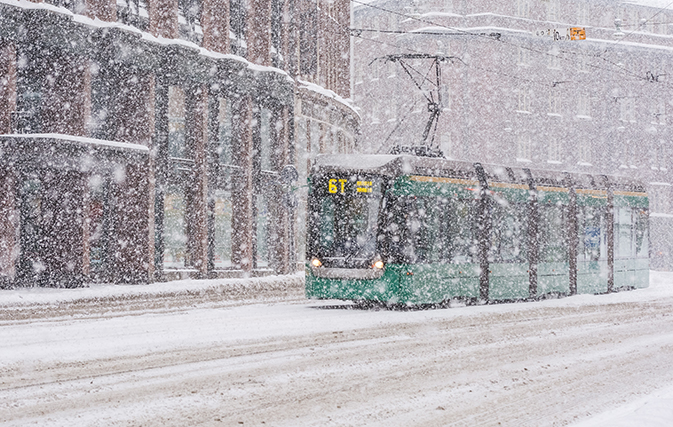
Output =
[{"x1": 0, "y1": 273, "x2": 304, "y2": 308}]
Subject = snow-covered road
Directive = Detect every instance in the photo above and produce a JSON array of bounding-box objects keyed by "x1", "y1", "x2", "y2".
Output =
[{"x1": 1, "y1": 273, "x2": 673, "y2": 426}]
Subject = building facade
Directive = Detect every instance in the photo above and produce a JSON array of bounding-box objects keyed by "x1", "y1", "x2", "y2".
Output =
[
  {"x1": 353, "y1": 0, "x2": 673, "y2": 269},
  {"x1": 0, "y1": 0, "x2": 357, "y2": 287}
]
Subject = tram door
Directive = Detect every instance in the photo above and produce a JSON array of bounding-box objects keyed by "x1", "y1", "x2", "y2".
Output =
[{"x1": 576, "y1": 205, "x2": 608, "y2": 294}]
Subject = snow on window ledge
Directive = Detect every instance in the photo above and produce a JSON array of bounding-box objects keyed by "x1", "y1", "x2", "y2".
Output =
[
  {"x1": 577, "y1": 161, "x2": 593, "y2": 167},
  {"x1": 515, "y1": 157, "x2": 532, "y2": 163},
  {"x1": 547, "y1": 160, "x2": 562, "y2": 164}
]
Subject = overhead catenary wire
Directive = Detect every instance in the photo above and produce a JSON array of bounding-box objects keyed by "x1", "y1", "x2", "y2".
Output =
[{"x1": 350, "y1": 0, "x2": 673, "y2": 87}]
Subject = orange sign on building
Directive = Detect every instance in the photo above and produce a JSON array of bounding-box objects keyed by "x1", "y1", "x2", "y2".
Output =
[{"x1": 570, "y1": 27, "x2": 586, "y2": 40}]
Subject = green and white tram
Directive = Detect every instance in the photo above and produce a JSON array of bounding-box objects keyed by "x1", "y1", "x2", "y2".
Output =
[{"x1": 305, "y1": 154, "x2": 649, "y2": 305}]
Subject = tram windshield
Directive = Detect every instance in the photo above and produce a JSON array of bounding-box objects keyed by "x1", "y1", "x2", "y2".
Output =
[{"x1": 308, "y1": 174, "x2": 384, "y2": 268}]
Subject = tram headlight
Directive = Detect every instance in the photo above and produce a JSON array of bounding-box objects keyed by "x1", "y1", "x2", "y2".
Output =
[
  {"x1": 311, "y1": 257, "x2": 323, "y2": 268},
  {"x1": 372, "y1": 256, "x2": 384, "y2": 270}
]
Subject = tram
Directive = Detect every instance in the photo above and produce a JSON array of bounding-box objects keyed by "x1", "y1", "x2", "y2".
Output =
[{"x1": 305, "y1": 154, "x2": 649, "y2": 305}]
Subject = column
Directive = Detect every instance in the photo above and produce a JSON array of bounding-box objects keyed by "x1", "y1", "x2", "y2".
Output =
[
  {"x1": 246, "y1": 0, "x2": 272, "y2": 65},
  {"x1": 41, "y1": 53, "x2": 90, "y2": 137},
  {"x1": 0, "y1": 42, "x2": 17, "y2": 134},
  {"x1": 0, "y1": 170, "x2": 17, "y2": 287},
  {"x1": 149, "y1": 0, "x2": 179, "y2": 38},
  {"x1": 231, "y1": 95, "x2": 254, "y2": 272},
  {"x1": 202, "y1": 0, "x2": 230, "y2": 53}
]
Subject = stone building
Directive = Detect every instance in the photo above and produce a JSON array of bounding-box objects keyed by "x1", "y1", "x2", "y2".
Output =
[
  {"x1": 353, "y1": 0, "x2": 673, "y2": 269},
  {"x1": 0, "y1": 0, "x2": 357, "y2": 287}
]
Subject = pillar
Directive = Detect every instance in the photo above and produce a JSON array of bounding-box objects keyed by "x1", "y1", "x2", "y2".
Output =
[
  {"x1": 41, "y1": 53, "x2": 90, "y2": 137},
  {"x1": 0, "y1": 42, "x2": 17, "y2": 134},
  {"x1": 149, "y1": 0, "x2": 178, "y2": 38},
  {"x1": 202, "y1": 0, "x2": 230, "y2": 54},
  {"x1": 247, "y1": 0, "x2": 272, "y2": 65},
  {"x1": 231, "y1": 95, "x2": 254, "y2": 272},
  {"x1": 0, "y1": 170, "x2": 18, "y2": 287}
]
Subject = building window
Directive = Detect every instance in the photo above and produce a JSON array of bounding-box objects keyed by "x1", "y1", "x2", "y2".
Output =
[
  {"x1": 578, "y1": 139, "x2": 592, "y2": 164},
  {"x1": 440, "y1": 83, "x2": 451, "y2": 111},
  {"x1": 548, "y1": 52, "x2": 560, "y2": 69},
  {"x1": 230, "y1": 0, "x2": 247, "y2": 56},
  {"x1": 517, "y1": 88, "x2": 530, "y2": 113},
  {"x1": 517, "y1": 47, "x2": 530, "y2": 66},
  {"x1": 179, "y1": 0, "x2": 203, "y2": 45},
  {"x1": 255, "y1": 193, "x2": 269, "y2": 268},
  {"x1": 548, "y1": 91, "x2": 560, "y2": 115},
  {"x1": 259, "y1": 107, "x2": 273, "y2": 172},
  {"x1": 578, "y1": 51, "x2": 589, "y2": 73},
  {"x1": 516, "y1": 133, "x2": 531, "y2": 161},
  {"x1": 516, "y1": 0, "x2": 530, "y2": 18},
  {"x1": 44, "y1": 0, "x2": 84, "y2": 13},
  {"x1": 440, "y1": 133, "x2": 452, "y2": 158},
  {"x1": 211, "y1": 189, "x2": 233, "y2": 268},
  {"x1": 211, "y1": 98, "x2": 234, "y2": 269},
  {"x1": 652, "y1": 98, "x2": 666, "y2": 125},
  {"x1": 89, "y1": 62, "x2": 111, "y2": 140},
  {"x1": 371, "y1": 104, "x2": 380, "y2": 125},
  {"x1": 271, "y1": 0, "x2": 284, "y2": 68},
  {"x1": 117, "y1": 0, "x2": 149, "y2": 31},
  {"x1": 168, "y1": 86, "x2": 187, "y2": 159},
  {"x1": 577, "y1": 94, "x2": 591, "y2": 118},
  {"x1": 548, "y1": 137, "x2": 561, "y2": 162},
  {"x1": 547, "y1": 0, "x2": 559, "y2": 22},
  {"x1": 164, "y1": 86, "x2": 189, "y2": 270},
  {"x1": 88, "y1": 174, "x2": 110, "y2": 280},
  {"x1": 619, "y1": 97, "x2": 636, "y2": 122},
  {"x1": 370, "y1": 60, "x2": 380, "y2": 81},
  {"x1": 577, "y1": 2, "x2": 588, "y2": 25}
]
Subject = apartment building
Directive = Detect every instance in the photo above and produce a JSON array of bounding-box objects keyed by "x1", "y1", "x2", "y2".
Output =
[
  {"x1": 0, "y1": 0, "x2": 357, "y2": 286},
  {"x1": 353, "y1": 0, "x2": 673, "y2": 269}
]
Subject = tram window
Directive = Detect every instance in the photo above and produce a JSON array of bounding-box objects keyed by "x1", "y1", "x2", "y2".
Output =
[
  {"x1": 380, "y1": 196, "x2": 476, "y2": 264},
  {"x1": 451, "y1": 199, "x2": 477, "y2": 263},
  {"x1": 616, "y1": 207, "x2": 634, "y2": 258},
  {"x1": 578, "y1": 206, "x2": 606, "y2": 261},
  {"x1": 539, "y1": 204, "x2": 567, "y2": 262},
  {"x1": 488, "y1": 202, "x2": 528, "y2": 263},
  {"x1": 412, "y1": 197, "x2": 451, "y2": 263},
  {"x1": 314, "y1": 197, "x2": 381, "y2": 260},
  {"x1": 634, "y1": 209, "x2": 649, "y2": 258}
]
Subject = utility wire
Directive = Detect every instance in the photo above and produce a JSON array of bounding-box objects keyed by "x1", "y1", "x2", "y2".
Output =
[
  {"x1": 597, "y1": 0, "x2": 673, "y2": 56},
  {"x1": 350, "y1": 0, "x2": 672, "y2": 85}
]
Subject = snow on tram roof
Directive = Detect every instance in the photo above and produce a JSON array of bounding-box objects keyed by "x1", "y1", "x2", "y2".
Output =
[{"x1": 314, "y1": 154, "x2": 403, "y2": 171}]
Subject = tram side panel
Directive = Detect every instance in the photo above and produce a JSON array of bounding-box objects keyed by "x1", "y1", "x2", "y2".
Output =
[
  {"x1": 536, "y1": 187, "x2": 571, "y2": 296},
  {"x1": 575, "y1": 189, "x2": 610, "y2": 294},
  {"x1": 486, "y1": 184, "x2": 530, "y2": 301},
  {"x1": 613, "y1": 191, "x2": 649, "y2": 290},
  {"x1": 387, "y1": 176, "x2": 481, "y2": 304}
]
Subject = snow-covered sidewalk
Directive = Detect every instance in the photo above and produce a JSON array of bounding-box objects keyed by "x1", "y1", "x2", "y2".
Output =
[{"x1": 0, "y1": 273, "x2": 304, "y2": 307}]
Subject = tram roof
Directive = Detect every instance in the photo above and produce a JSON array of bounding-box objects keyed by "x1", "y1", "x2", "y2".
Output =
[
  {"x1": 313, "y1": 154, "x2": 475, "y2": 177},
  {"x1": 312, "y1": 154, "x2": 646, "y2": 193}
]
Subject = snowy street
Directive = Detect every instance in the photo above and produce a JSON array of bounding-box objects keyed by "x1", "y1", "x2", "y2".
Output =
[{"x1": 1, "y1": 274, "x2": 673, "y2": 426}]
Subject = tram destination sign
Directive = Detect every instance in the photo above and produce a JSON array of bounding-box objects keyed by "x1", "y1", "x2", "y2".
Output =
[{"x1": 317, "y1": 174, "x2": 382, "y2": 197}]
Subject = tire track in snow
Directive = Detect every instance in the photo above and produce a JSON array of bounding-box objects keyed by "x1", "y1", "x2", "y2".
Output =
[{"x1": 0, "y1": 298, "x2": 672, "y2": 426}]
